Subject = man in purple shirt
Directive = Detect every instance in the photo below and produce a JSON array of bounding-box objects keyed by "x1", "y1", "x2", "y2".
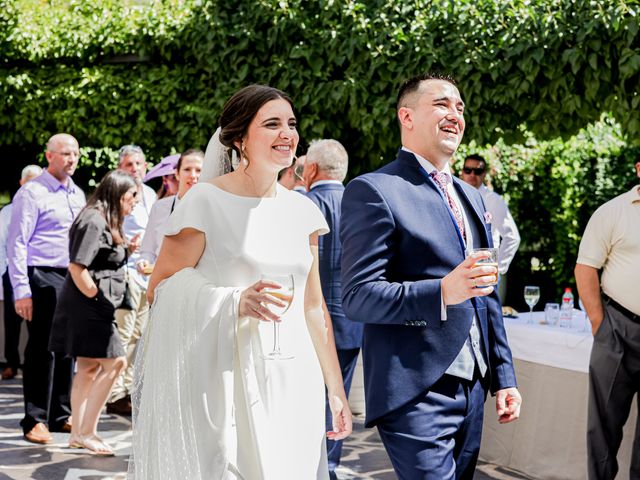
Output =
[{"x1": 7, "y1": 133, "x2": 86, "y2": 444}]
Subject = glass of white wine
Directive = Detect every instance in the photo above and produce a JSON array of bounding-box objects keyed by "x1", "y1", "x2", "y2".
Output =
[
  {"x1": 261, "y1": 274, "x2": 294, "y2": 360},
  {"x1": 524, "y1": 285, "x2": 541, "y2": 324}
]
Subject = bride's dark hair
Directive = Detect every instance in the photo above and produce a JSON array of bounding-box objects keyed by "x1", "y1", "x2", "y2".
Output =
[{"x1": 218, "y1": 85, "x2": 295, "y2": 160}]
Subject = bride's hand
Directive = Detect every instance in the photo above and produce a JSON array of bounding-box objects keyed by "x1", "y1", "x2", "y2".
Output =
[
  {"x1": 238, "y1": 279, "x2": 287, "y2": 322},
  {"x1": 326, "y1": 392, "x2": 353, "y2": 441}
]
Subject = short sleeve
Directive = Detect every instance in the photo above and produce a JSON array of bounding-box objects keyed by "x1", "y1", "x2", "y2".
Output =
[
  {"x1": 164, "y1": 184, "x2": 209, "y2": 237},
  {"x1": 577, "y1": 203, "x2": 615, "y2": 269},
  {"x1": 69, "y1": 210, "x2": 104, "y2": 267},
  {"x1": 298, "y1": 194, "x2": 329, "y2": 237}
]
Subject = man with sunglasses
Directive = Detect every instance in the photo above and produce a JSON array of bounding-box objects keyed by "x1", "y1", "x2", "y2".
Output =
[{"x1": 460, "y1": 154, "x2": 520, "y2": 300}]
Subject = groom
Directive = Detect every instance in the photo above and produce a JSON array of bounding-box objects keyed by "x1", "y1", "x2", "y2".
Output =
[{"x1": 340, "y1": 73, "x2": 521, "y2": 479}]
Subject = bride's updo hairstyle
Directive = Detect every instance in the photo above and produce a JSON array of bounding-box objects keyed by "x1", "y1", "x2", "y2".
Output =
[{"x1": 218, "y1": 84, "x2": 295, "y2": 162}]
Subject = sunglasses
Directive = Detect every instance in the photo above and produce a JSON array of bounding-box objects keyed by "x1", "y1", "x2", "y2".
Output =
[{"x1": 462, "y1": 167, "x2": 485, "y2": 175}]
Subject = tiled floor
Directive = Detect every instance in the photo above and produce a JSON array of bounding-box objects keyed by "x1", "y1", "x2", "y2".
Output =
[{"x1": 0, "y1": 374, "x2": 530, "y2": 479}]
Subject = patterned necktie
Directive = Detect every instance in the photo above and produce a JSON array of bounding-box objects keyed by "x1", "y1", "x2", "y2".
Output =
[{"x1": 430, "y1": 171, "x2": 466, "y2": 242}]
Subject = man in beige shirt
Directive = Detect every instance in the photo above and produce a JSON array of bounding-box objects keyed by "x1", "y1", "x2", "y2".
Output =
[{"x1": 575, "y1": 158, "x2": 640, "y2": 480}]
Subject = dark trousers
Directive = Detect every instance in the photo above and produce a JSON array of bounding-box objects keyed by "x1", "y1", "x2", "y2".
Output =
[
  {"x1": 376, "y1": 374, "x2": 486, "y2": 480},
  {"x1": 325, "y1": 347, "x2": 360, "y2": 480},
  {"x1": 3, "y1": 271, "x2": 22, "y2": 369},
  {"x1": 20, "y1": 267, "x2": 73, "y2": 434},
  {"x1": 587, "y1": 301, "x2": 640, "y2": 480}
]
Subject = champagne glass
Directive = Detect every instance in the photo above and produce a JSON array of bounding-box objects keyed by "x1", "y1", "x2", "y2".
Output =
[
  {"x1": 261, "y1": 274, "x2": 294, "y2": 360},
  {"x1": 524, "y1": 285, "x2": 540, "y2": 324}
]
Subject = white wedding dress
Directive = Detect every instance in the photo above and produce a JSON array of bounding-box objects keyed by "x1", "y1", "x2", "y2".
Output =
[{"x1": 130, "y1": 182, "x2": 330, "y2": 480}]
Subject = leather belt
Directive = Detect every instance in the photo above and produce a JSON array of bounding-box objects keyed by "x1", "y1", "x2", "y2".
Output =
[{"x1": 603, "y1": 294, "x2": 640, "y2": 322}]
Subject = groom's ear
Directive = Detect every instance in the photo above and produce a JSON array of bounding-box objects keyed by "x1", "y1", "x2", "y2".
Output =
[{"x1": 397, "y1": 107, "x2": 413, "y2": 130}]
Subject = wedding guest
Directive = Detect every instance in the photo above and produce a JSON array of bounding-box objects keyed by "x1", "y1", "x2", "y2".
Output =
[
  {"x1": 575, "y1": 158, "x2": 640, "y2": 480},
  {"x1": 0, "y1": 165, "x2": 42, "y2": 380},
  {"x1": 130, "y1": 85, "x2": 351, "y2": 479},
  {"x1": 107, "y1": 145, "x2": 155, "y2": 415},
  {"x1": 459, "y1": 154, "x2": 520, "y2": 301},
  {"x1": 341, "y1": 73, "x2": 520, "y2": 479},
  {"x1": 8, "y1": 134, "x2": 85, "y2": 443},
  {"x1": 279, "y1": 154, "x2": 307, "y2": 192},
  {"x1": 303, "y1": 139, "x2": 363, "y2": 480},
  {"x1": 49, "y1": 170, "x2": 137, "y2": 455},
  {"x1": 143, "y1": 154, "x2": 180, "y2": 200},
  {"x1": 137, "y1": 149, "x2": 204, "y2": 274}
]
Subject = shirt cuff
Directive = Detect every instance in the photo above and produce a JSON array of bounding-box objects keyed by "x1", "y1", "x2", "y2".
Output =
[
  {"x1": 13, "y1": 284, "x2": 32, "y2": 300},
  {"x1": 440, "y1": 289, "x2": 447, "y2": 321}
]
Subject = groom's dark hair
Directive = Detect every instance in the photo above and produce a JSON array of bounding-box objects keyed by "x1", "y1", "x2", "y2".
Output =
[
  {"x1": 219, "y1": 85, "x2": 295, "y2": 160},
  {"x1": 396, "y1": 72, "x2": 457, "y2": 110}
]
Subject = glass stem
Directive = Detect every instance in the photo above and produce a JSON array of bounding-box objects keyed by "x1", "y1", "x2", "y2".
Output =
[
  {"x1": 529, "y1": 307, "x2": 533, "y2": 324},
  {"x1": 273, "y1": 322, "x2": 281, "y2": 354}
]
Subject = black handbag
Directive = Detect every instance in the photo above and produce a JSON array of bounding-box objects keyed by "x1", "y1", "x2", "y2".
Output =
[{"x1": 119, "y1": 261, "x2": 136, "y2": 311}]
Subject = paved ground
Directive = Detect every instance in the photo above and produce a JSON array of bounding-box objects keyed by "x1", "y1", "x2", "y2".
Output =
[{"x1": 0, "y1": 374, "x2": 530, "y2": 480}]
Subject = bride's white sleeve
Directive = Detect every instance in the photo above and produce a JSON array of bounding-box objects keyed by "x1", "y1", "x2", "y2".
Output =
[
  {"x1": 299, "y1": 194, "x2": 330, "y2": 237},
  {"x1": 163, "y1": 183, "x2": 210, "y2": 237}
]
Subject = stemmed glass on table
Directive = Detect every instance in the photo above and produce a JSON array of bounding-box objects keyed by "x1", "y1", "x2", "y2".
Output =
[
  {"x1": 261, "y1": 274, "x2": 295, "y2": 360},
  {"x1": 524, "y1": 285, "x2": 540, "y2": 324}
]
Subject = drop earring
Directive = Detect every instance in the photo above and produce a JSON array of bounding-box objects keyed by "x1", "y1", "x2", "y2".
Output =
[{"x1": 241, "y1": 142, "x2": 248, "y2": 165}]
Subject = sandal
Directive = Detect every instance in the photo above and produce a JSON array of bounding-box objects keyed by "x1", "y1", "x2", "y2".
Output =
[
  {"x1": 68, "y1": 431, "x2": 85, "y2": 449},
  {"x1": 79, "y1": 435, "x2": 115, "y2": 456}
]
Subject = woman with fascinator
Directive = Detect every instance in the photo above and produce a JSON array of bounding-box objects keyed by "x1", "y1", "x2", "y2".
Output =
[{"x1": 129, "y1": 85, "x2": 352, "y2": 479}]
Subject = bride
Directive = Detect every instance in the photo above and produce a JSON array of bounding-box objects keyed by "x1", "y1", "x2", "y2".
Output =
[{"x1": 129, "y1": 85, "x2": 352, "y2": 479}]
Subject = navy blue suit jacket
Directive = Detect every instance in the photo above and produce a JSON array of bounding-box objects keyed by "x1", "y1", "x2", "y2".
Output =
[
  {"x1": 307, "y1": 183, "x2": 363, "y2": 350},
  {"x1": 340, "y1": 150, "x2": 517, "y2": 427}
]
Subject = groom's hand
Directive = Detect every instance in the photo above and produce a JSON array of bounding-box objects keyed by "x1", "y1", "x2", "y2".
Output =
[
  {"x1": 441, "y1": 252, "x2": 497, "y2": 306},
  {"x1": 496, "y1": 387, "x2": 522, "y2": 424}
]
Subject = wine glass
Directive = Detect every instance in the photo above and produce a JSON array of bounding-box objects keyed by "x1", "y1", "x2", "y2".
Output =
[
  {"x1": 261, "y1": 274, "x2": 295, "y2": 360},
  {"x1": 524, "y1": 285, "x2": 540, "y2": 324}
]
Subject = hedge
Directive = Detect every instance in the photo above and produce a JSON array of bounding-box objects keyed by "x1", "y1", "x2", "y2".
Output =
[{"x1": 2, "y1": 0, "x2": 639, "y2": 172}]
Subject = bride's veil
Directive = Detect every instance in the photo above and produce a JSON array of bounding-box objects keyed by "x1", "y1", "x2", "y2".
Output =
[{"x1": 201, "y1": 126, "x2": 238, "y2": 181}]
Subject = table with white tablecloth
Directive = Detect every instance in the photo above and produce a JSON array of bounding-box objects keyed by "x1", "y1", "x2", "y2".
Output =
[{"x1": 480, "y1": 310, "x2": 637, "y2": 480}]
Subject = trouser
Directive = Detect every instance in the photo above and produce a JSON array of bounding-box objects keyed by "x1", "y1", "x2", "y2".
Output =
[
  {"x1": 325, "y1": 347, "x2": 360, "y2": 480},
  {"x1": 20, "y1": 267, "x2": 73, "y2": 434},
  {"x1": 377, "y1": 374, "x2": 486, "y2": 480},
  {"x1": 109, "y1": 279, "x2": 149, "y2": 402},
  {"x1": 587, "y1": 300, "x2": 640, "y2": 480},
  {"x1": 3, "y1": 271, "x2": 22, "y2": 369}
]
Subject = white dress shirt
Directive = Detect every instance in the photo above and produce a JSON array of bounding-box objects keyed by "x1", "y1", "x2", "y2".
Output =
[
  {"x1": 123, "y1": 183, "x2": 156, "y2": 288},
  {"x1": 139, "y1": 194, "x2": 180, "y2": 264},
  {"x1": 479, "y1": 185, "x2": 520, "y2": 274}
]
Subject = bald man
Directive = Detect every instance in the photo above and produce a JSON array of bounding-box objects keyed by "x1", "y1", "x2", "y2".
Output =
[{"x1": 7, "y1": 133, "x2": 86, "y2": 444}]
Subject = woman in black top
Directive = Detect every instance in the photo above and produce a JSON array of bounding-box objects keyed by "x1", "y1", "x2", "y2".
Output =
[{"x1": 50, "y1": 170, "x2": 137, "y2": 455}]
